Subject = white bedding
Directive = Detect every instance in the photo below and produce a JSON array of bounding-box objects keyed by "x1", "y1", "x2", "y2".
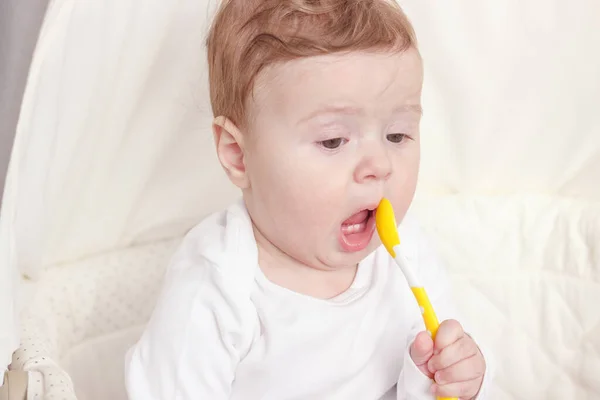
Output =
[
  {"x1": 14, "y1": 238, "x2": 181, "y2": 400},
  {"x1": 4, "y1": 0, "x2": 600, "y2": 399},
  {"x1": 412, "y1": 194, "x2": 600, "y2": 399}
]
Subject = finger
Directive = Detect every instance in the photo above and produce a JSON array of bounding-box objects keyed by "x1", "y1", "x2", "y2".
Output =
[
  {"x1": 410, "y1": 331, "x2": 434, "y2": 378},
  {"x1": 410, "y1": 331, "x2": 434, "y2": 364},
  {"x1": 433, "y1": 355, "x2": 486, "y2": 386},
  {"x1": 428, "y1": 336, "x2": 479, "y2": 372},
  {"x1": 431, "y1": 378, "x2": 483, "y2": 400},
  {"x1": 434, "y1": 319, "x2": 465, "y2": 353}
]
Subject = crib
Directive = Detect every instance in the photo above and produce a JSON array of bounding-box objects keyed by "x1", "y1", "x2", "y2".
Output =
[{"x1": 1, "y1": 1, "x2": 599, "y2": 399}]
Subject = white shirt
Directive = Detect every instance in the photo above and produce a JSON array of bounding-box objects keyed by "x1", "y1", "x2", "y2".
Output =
[{"x1": 125, "y1": 200, "x2": 491, "y2": 399}]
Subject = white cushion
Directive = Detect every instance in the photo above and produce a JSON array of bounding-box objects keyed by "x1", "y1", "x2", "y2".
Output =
[{"x1": 16, "y1": 238, "x2": 180, "y2": 400}]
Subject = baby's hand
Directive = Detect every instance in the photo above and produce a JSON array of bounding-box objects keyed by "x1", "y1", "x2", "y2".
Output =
[{"x1": 410, "y1": 320, "x2": 486, "y2": 399}]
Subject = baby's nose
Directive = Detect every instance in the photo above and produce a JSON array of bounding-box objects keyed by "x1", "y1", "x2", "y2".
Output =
[{"x1": 353, "y1": 151, "x2": 392, "y2": 183}]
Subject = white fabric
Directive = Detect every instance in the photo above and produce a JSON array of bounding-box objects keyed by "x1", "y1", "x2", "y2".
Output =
[
  {"x1": 2, "y1": 0, "x2": 599, "y2": 398},
  {"x1": 400, "y1": 0, "x2": 600, "y2": 199},
  {"x1": 411, "y1": 195, "x2": 600, "y2": 399},
  {"x1": 10, "y1": 0, "x2": 233, "y2": 278},
  {"x1": 13, "y1": 237, "x2": 181, "y2": 400},
  {"x1": 124, "y1": 200, "x2": 491, "y2": 400},
  {"x1": 0, "y1": 139, "x2": 19, "y2": 370}
]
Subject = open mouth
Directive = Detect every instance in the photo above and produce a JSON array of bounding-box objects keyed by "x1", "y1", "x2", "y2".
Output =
[{"x1": 339, "y1": 208, "x2": 377, "y2": 252}]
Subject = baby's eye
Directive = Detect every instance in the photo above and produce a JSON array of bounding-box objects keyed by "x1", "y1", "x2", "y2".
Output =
[
  {"x1": 387, "y1": 133, "x2": 408, "y2": 143},
  {"x1": 319, "y1": 138, "x2": 347, "y2": 149}
]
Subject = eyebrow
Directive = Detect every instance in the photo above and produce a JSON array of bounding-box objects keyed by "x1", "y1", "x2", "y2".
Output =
[
  {"x1": 298, "y1": 105, "x2": 362, "y2": 124},
  {"x1": 395, "y1": 104, "x2": 423, "y2": 115},
  {"x1": 298, "y1": 104, "x2": 423, "y2": 124}
]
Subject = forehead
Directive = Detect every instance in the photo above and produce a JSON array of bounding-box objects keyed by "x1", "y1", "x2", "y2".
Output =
[{"x1": 249, "y1": 49, "x2": 423, "y2": 123}]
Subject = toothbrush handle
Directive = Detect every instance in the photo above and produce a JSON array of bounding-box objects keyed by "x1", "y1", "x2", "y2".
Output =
[
  {"x1": 411, "y1": 287, "x2": 441, "y2": 338},
  {"x1": 411, "y1": 287, "x2": 457, "y2": 400}
]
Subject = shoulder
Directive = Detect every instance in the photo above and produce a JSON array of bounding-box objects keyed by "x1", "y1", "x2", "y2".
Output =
[
  {"x1": 129, "y1": 198, "x2": 260, "y2": 356},
  {"x1": 168, "y1": 198, "x2": 259, "y2": 296},
  {"x1": 141, "y1": 249, "x2": 257, "y2": 355},
  {"x1": 125, "y1": 200, "x2": 261, "y2": 397}
]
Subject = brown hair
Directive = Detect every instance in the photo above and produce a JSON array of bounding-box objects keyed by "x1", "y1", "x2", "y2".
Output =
[{"x1": 206, "y1": 0, "x2": 417, "y2": 126}]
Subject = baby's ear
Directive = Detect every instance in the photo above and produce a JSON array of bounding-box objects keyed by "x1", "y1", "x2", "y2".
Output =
[{"x1": 212, "y1": 116, "x2": 249, "y2": 189}]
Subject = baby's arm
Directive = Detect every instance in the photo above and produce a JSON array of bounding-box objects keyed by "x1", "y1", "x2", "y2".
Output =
[
  {"x1": 124, "y1": 256, "x2": 252, "y2": 399},
  {"x1": 396, "y1": 219, "x2": 493, "y2": 399}
]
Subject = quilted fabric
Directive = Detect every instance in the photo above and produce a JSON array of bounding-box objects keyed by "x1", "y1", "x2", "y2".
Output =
[
  {"x1": 412, "y1": 194, "x2": 600, "y2": 399},
  {"x1": 13, "y1": 238, "x2": 180, "y2": 400}
]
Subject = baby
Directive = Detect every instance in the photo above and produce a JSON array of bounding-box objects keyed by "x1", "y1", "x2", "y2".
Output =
[{"x1": 125, "y1": 0, "x2": 491, "y2": 399}]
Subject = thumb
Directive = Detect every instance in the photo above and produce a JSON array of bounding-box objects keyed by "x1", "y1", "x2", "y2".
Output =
[{"x1": 410, "y1": 331, "x2": 434, "y2": 378}]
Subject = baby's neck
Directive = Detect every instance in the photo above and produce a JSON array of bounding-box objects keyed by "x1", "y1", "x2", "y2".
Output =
[{"x1": 253, "y1": 227, "x2": 358, "y2": 300}]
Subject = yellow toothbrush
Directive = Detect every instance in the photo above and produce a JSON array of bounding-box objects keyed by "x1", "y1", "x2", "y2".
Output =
[{"x1": 375, "y1": 198, "x2": 456, "y2": 400}]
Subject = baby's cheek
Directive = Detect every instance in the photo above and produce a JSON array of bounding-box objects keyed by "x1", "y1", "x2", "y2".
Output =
[{"x1": 389, "y1": 167, "x2": 418, "y2": 211}]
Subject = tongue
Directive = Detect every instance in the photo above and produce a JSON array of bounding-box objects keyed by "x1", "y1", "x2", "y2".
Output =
[{"x1": 343, "y1": 210, "x2": 369, "y2": 225}]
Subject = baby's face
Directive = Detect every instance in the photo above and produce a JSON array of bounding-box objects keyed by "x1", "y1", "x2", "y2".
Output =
[{"x1": 243, "y1": 49, "x2": 423, "y2": 271}]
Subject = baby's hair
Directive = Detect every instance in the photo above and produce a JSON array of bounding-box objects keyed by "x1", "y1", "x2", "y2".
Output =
[{"x1": 206, "y1": 0, "x2": 417, "y2": 127}]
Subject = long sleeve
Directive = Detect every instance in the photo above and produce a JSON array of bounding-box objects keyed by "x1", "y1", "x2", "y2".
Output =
[
  {"x1": 396, "y1": 216, "x2": 494, "y2": 399},
  {"x1": 124, "y1": 254, "x2": 256, "y2": 400}
]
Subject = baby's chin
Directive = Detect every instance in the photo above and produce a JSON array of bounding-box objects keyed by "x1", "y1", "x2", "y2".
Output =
[{"x1": 320, "y1": 238, "x2": 381, "y2": 270}]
